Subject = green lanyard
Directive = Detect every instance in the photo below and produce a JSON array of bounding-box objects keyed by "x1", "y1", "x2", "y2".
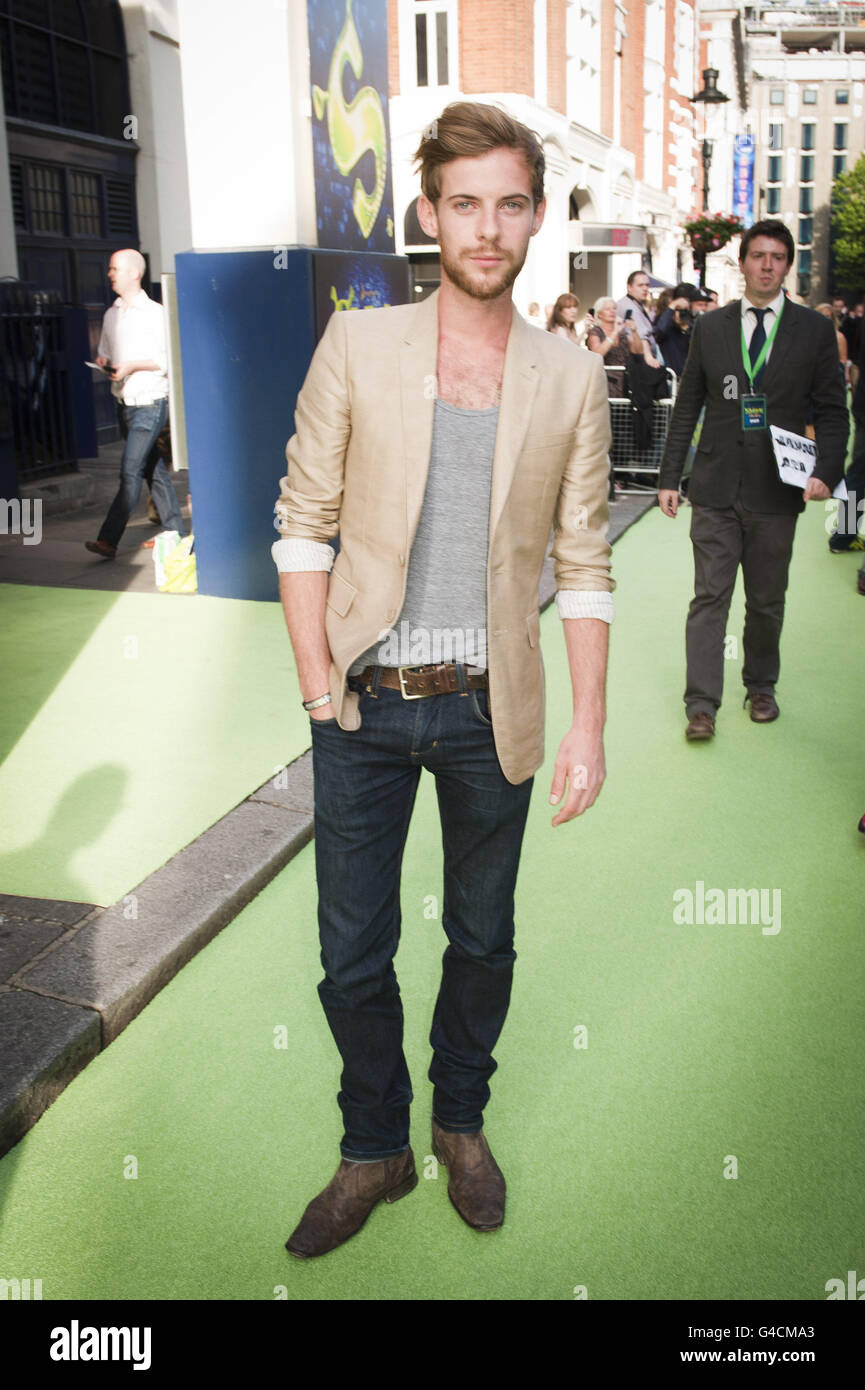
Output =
[{"x1": 740, "y1": 298, "x2": 784, "y2": 390}]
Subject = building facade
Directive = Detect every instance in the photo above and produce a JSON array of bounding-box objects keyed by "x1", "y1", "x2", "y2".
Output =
[
  {"x1": 388, "y1": 0, "x2": 709, "y2": 315},
  {"x1": 745, "y1": 0, "x2": 865, "y2": 303}
]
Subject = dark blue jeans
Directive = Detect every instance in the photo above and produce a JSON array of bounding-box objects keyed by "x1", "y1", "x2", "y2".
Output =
[
  {"x1": 310, "y1": 669, "x2": 534, "y2": 1161},
  {"x1": 99, "y1": 398, "x2": 186, "y2": 548}
]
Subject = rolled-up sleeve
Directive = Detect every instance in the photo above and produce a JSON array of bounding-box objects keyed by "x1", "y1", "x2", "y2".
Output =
[{"x1": 551, "y1": 350, "x2": 616, "y2": 619}]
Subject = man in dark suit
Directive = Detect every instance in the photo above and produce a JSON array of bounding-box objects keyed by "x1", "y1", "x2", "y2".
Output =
[{"x1": 657, "y1": 219, "x2": 849, "y2": 740}]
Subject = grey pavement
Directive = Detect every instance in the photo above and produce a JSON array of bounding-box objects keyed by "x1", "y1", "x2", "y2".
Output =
[
  {"x1": 0, "y1": 443, "x2": 191, "y2": 593},
  {"x1": 0, "y1": 469, "x2": 655, "y2": 1158}
]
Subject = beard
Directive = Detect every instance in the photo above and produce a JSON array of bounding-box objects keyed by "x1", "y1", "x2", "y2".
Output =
[{"x1": 439, "y1": 239, "x2": 527, "y2": 301}]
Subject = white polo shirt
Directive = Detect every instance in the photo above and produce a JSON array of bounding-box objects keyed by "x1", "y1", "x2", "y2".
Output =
[{"x1": 97, "y1": 289, "x2": 169, "y2": 405}]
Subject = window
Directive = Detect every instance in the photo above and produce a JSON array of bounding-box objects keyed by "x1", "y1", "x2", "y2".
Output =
[
  {"x1": 798, "y1": 217, "x2": 813, "y2": 245},
  {"x1": 799, "y1": 186, "x2": 813, "y2": 213},
  {"x1": 69, "y1": 170, "x2": 102, "y2": 238},
  {"x1": 26, "y1": 163, "x2": 64, "y2": 234},
  {"x1": 414, "y1": 2, "x2": 452, "y2": 88},
  {"x1": 836, "y1": 90, "x2": 849, "y2": 105},
  {"x1": 12, "y1": 158, "x2": 134, "y2": 241},
  {"x1": 798, "y1": 271, "x2": 811, "y2": 297},
  {"x1": 770, "y1": 88, "x2": 785, "y2": 105},
  {"x1": 834, "y1": 123, "x2": 848, "y2": 150},
  {"x1": 798, "y1": 249, "x2": 811, "y2": 274},
  {"x1": 800, "y1": 154, "x2": 814, "y2": 183},
  {"x1": 801, "y1": 123, "x2": 815, "y2": 150},
  {"x1": 768, "y1": 123, "x2": 783, "y2": 151},
  {"x1": 833, "y1": 154, "x2": 847, "y2": 179},
  {"x1": 768, "y1": 155, "x2": 783, "y2": 182},
  {"x1": 0, "y1": 0, "x2": 129, "y2": 138},
  {"x1": 767, "y1": 187, "x2": 781, "y2": 214},
  {"x1": 802, "y1": 89, "x2": 817, "y2": 104}
]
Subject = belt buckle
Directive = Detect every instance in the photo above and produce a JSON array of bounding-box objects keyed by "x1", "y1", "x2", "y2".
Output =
[{"x1": 397, "y1": 665, "x2": 426, "y2": 700}]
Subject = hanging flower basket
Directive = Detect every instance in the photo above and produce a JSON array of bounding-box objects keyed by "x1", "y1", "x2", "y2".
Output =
[{"x1": 684, "y1": 212, "x2": 745, "y2": 258}]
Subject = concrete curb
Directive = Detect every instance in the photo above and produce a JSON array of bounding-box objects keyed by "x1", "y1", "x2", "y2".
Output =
[
  {"x1": 0, "y1": 751, "x2": 314, "y2": 1158},
  {"x1": 0, "y1": 494, "x2": 655, "y2": 1159}
]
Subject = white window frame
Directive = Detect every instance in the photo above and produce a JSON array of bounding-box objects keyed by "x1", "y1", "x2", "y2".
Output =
[{"x1": 402, "y1": 0, "x2": 458, "y2": 92}]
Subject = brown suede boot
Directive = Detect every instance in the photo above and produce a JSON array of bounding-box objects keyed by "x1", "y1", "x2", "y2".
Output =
[
  {"x1": 432, "y1": 1121, "x2": 505, "y2": 1231},
  {"x1": 285, "y1": 1148, "x2": 417, "y2": 1258}
]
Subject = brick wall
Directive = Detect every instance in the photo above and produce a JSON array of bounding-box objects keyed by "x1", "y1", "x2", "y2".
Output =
[
  {"x1": 388, "y1": 0, "x2": 399, "y2": 95},
  {"x1": 460, "y1": 0, "x2": 534, "y2": 95},
  {"x1": 546, "y1": 0, "x2": 566, "y2": 114}
]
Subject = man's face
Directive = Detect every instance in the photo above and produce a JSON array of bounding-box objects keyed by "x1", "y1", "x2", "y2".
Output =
[
  {"x1": 740, "y1": 236, "x2": 790, "y2": 300},
  {"x1": 418, "y1": 147, "x2": 545, "y2": 303},
  {"x1": 832, "y1": 298, "x2": 846, "y2": 318},
  {"x1": 108, "y1": 253, "x2": 137, "y2": 298},
  {"x1": 628, "y1": 274, "x2": 650, "y2": 303}
]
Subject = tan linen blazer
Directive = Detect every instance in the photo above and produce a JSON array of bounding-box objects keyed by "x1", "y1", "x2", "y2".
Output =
[{"x1": 274, "y1": 289, "x2": 614, "y2": 784}]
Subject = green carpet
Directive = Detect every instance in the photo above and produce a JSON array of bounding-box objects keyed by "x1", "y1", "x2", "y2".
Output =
[
  {"x1": 0, "y1": 586, "x2": 310, "y2": 904},
  {"x1": 0, "y1": 506, "x2": 862, "y2": 1300}
]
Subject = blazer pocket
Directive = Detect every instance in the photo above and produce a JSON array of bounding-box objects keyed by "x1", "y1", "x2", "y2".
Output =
[
  {"x1": 526, "y1": 610, "x2": 540, "y2": 648},
  {"x1": 326, "y1": 570, "x2": 357, "y2": 617}
]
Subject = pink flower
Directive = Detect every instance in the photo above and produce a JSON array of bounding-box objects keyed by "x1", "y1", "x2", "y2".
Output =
[{"x1": 712, "y1": 237, "x2": 720, "y2": 247}]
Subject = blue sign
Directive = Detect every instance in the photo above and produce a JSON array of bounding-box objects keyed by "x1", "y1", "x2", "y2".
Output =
[
  {"x1": 733, "y1": 135, "x2": 755, "y2": 228},
  {"x1": 307, "y1": 0, "x2": 396, "y2": 253}
]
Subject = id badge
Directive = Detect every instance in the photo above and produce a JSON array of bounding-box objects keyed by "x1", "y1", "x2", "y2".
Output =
[{"x1": 741, "y1": 394, "x2": 767, "y2": 430}]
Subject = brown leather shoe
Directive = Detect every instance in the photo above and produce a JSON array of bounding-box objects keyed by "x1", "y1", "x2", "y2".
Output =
[
  {"x1": 432, "y1": 1121, "x2": 505, "y2": 1231},
  {"x1": 745, "y1": 692, "x2": 779, "y2": 723},
  {"x1": 285, "y1": 1148, "x2": 417, "y2": 1258},
  {"x1": 685, "y1": 711, "x2": 715, "y2": 741},
  {"x1": 84, "y1": 540, "x2": 117, "y2": 559}
]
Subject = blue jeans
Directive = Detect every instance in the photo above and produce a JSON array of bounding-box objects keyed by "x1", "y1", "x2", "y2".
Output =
[
  {"x1": 99, "y1": 399, "x2": 186, "y2": 547},
  {"x1": 310, "y1": 669, "x2": 534, "y2": 1161}
]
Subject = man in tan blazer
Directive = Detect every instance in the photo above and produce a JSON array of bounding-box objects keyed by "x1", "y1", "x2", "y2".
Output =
[{"x1": 272, "y1": 102, "x2": 614, "y2": 1258}]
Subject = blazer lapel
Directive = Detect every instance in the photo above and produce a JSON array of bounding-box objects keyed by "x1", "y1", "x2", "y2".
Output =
[
  {"x1": 399, "y1": 290, "x2": 439, "y2": 545},
  {"x1": 488, "y1": 307, "x2": 540, "y2": 542},
  {"x1": 722, "y1": 300, "x2": 750, "y2": 394},
  {"x1": 757, "y1": 297, "x2": 795, "y2": 391}
]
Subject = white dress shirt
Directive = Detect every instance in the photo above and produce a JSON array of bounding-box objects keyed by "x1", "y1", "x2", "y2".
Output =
[
  {"x1": 97, "y1": 289, "x2": 169, "y2": 405},
  {"x1": 740, "y1": 289, "x2": 786, "y2": 363}
]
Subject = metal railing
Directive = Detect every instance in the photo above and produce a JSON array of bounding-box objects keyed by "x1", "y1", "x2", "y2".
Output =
[
  {"x1": 0, "y1": 281, "x2": 76, "y2": 480},
  {"x1": 605, "y1": 364, "x2": 678, "y2": 495}
]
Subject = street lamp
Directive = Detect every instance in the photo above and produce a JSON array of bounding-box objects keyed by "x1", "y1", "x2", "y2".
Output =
[
  {"x1": 692, "y1": 69, "x2": 730, "y2": 214},
  {"x1": 690, "y1": 68, "x2": 731, "y2": 284}
]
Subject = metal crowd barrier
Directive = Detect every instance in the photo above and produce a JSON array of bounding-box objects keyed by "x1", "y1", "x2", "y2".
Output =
[{"x1": 604, "y1": 364, "x2": 678, "y2": 495}]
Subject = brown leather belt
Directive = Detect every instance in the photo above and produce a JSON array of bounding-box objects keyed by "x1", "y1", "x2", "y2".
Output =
[{"x1": 356, "y1": 663, "x2": 488, "y2": 700}]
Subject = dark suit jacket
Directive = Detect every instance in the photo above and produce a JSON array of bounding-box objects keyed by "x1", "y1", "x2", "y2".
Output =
[{"x1": 658, "y1": 299, "x2": 849, "y2": 513}]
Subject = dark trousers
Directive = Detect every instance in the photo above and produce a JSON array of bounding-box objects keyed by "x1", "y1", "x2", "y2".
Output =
[
  {"x1": 309, "y1": 671, "x2": 534, "y2": 1161},
  {"x1": 833, "y1": 408, "x2": 865, "y2": 549},
  {"x1": 685, "y1": 499, "x2": 798, "y2": 716},
  {"x1": 98, "y1": 399, "x2": 185, "y2": 548}
]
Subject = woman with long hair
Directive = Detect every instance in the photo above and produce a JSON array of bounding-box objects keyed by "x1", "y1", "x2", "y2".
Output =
[{"x1": 546, "y1": 293, "x2": 581, "y2": 343}]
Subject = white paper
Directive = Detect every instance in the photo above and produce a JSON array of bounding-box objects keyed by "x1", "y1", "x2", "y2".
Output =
[{"x1": 770, "y1": 425, "x2": 847, "y2": 501}]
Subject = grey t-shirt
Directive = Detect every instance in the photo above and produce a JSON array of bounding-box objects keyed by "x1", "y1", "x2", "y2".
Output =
[{"x1": 350, "y1": 398, "x2": 499, "y2": 673}]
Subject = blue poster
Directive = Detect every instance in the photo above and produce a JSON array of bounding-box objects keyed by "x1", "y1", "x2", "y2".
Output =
[
  {"x1": 732, "y1": 135, "x2": 755, "y2": 228},
  {"x1": 307, "y1": 0, "x2": 396, "y2": 253},
  {"x1": 313, "y1": 251, "x2": 410, "y2": 339}
]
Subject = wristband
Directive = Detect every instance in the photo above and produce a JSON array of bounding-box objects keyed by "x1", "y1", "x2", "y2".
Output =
[{"x1": 302, "y1": 692, "x2": 332, "y2": 711}]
